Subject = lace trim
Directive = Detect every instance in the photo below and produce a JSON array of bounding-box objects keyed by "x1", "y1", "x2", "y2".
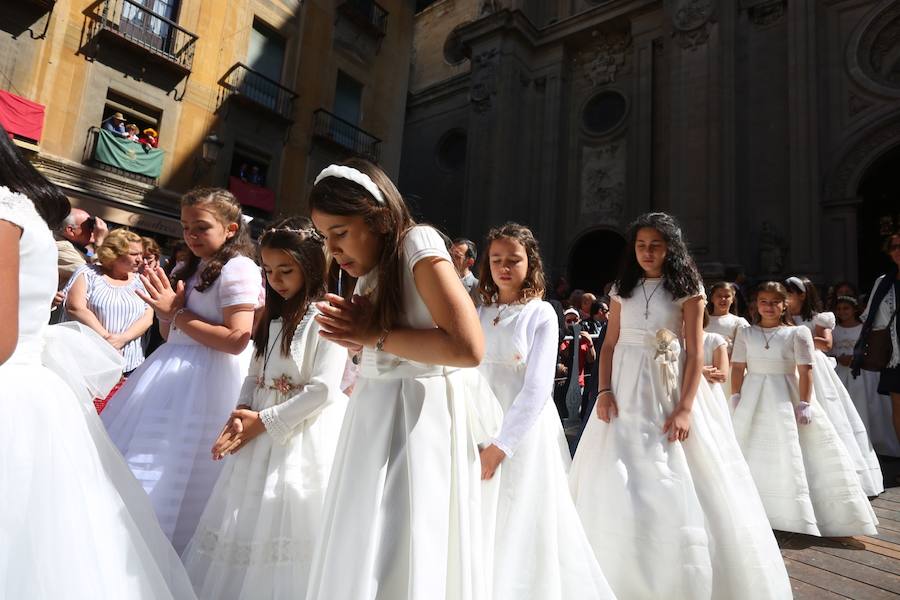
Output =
[
  {"x1": 0, "y1": 186, "x2": 39, "y2": 229},
  {"x1": 260, "y1": 405, "x2": 291, "y2": 444},
  {"x1": 193, "y1": 527, "x2": 314, "y2": 566}
]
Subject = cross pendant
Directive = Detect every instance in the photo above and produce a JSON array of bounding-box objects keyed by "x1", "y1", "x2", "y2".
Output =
[
  {"x1": 493, "y1": 316, "x2": 500, "y2": 326},
  {"x1": 644, "y1": 310, "x2": 650, "y2": 319}
]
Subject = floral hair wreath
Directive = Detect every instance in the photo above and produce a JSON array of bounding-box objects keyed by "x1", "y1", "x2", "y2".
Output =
[
  {"x1": 314, "y1": 164, "x2": 386, "y2": 205},
  {"x1": 260, "y1": 226, "x2": 325, "y2": 245},
  {"x1": 836, "y1": 295, "x2": 858, "y2": 307}
]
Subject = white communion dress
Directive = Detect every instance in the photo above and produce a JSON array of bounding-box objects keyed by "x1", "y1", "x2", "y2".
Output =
[
  {"x1": 0, "y1": 187, "x2": 196, "y2": 599},
  {"x1": 477, "y1": 299, "x2": 616, "y2": 600},
  {"x1": 706, "y1": 312, "x2": 750, "y2": 356},
  {"x1": 182, "y1": 306, "x2": 348, "y2": 600},
  {"x1": 569, "y1": 281, "x2": 791, "y2": 600},
  {"x1": 731, "y1": 325, "x2": 878, "y2": 536},
  {"x1": 794, "y1": 313, "x2": 883, "y2": 496},
  {"x1": 305, "y1": 225, "x2": 502, "y2": 600},
  {"x1": 832, "y1": 324, "x2": 900, "y2": 457},
  {"x1": 102, "y1": 254, "x2": 263, "y2": 552},
  {"x1": 702, "y1": 331, "x2": 729, "y2": 400}
]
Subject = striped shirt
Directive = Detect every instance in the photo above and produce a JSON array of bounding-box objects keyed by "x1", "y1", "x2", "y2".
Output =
[{"x1": 63, "y1": 264, "x2": 149, "y2": 371}]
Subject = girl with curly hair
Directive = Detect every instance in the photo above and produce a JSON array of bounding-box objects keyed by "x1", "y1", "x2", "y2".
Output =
[
  {"x1": 569, "y1": 212, "x2": 790, "y2": 599},
  {"x1": 101, "y1": 188, "x2": 262, "y2": 553}
]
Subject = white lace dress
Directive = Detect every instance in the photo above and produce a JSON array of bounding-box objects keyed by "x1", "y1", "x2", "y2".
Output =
[
  {"x1": 477, "y1": 300, "x2": 615, "y2": 600},
  {"x1": 182, "y1": 307, "x2": 348, "y2": 599},
  {"x1": 794, "y1": 313, "x2": 883, "y2": 496},
  {"x1": 832, "y1": 324, "x2": 900, "y2": 457},
  {"x1": 306, "y1": 225, "x2": 502, "y2": 600},
  {"x1": 102, "y1": 255, "x2": 263, "y2": 552},
  {"x1": 569, "y1": 281, "x2": 790, "y2": 600},
  {"x1": 731, "y1": 325, "x2": 878, "y2": 536},
  {"x1": 0, "y1": 187, "x2": 196, "y2": 599}
]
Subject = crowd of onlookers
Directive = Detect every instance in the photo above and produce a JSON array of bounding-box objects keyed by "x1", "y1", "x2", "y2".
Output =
[{"x1": 102, "y1": 112, "x2": 159, "y2": 148}]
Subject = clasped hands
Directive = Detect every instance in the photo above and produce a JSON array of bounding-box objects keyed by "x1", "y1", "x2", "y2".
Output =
[
  {"x1": 596, "y1": 391, "x2": 691, "y2": 442},
  {"x1": 701, "y1": 365, "x2": 727, "y2": 384},
  {"x1": 212, "y1": 406, "x2": 265, "y2": 460},
  {"x1": 315, "y1": 293, "x2": 378, "y2": 352},
  {"x1": 136, "y1": 266, "x2": 185, "y2": 321}
]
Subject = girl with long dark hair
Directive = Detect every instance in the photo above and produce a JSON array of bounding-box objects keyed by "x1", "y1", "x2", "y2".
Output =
[{"x1": 569, "y1": 213, "x2": 790, "y2": 599}]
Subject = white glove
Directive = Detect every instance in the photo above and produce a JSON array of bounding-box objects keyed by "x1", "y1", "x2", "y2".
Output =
[
  {"x1": 795, "y1": 401, "x2": 812, "y2": 425},
  {"x1": 729, "y1": 394, "x2": 741, "y2": 411}
]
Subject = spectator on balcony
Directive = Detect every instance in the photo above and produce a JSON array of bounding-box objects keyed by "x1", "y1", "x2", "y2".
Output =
[
  {"x1": 125, "y1": 123, "x2": 141, "y2": 143},
  {"x1": 62, "y1": 228, "x2": 153, "y2": 375},
  {"x1": 139, "y1": 128, "x2": 159, "y2": 149},
  {"x1": 102, "y1": 112, "x2": 129, "y2": 138},
  {"x1": 249, "y1": 165, "x2": 264, "y2": 186},
  {"x1": 450, "y1": 237, "x2": 479, "y2": 297}
]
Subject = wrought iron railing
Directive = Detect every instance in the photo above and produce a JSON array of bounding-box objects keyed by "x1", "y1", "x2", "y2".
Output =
[
  {"x1": 312, "y1": 109, "x2": 381, "y2": 162},
  {"x1": 220, "y1": 63, "x2": 297, "y2": 121},
  {"x1": 92, "y1": 0, "x2": 198, "y2": 71},
  {"x1": 337, "y1": 0, "x2": 389, "y2": 37}
]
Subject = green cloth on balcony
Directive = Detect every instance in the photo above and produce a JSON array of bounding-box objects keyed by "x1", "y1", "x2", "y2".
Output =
[{"x1": 95, "y1": 129, "x2": 164, "y2": 178}]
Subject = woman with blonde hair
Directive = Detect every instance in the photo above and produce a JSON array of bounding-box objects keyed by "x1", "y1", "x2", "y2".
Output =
[{"x1": 64, "y1": 227, "x2": 152, "y2": 374}]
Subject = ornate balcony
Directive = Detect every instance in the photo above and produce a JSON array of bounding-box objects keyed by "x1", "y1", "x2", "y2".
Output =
[
  {"x1": 85, "y1": 127, "x2": 163, "y2": 184},
  {"x1": 90, "y1": 0, "x2": 198, "y2": 74},
  {"x1": 312, "y1": 109, "x2": 381, "y2": 162},
  {"x1": 220, "y1": 63, "x2": 298, "y2": 122},
  {"x1": 337, "y1": 0, "x2": 388, "y2": 38}
]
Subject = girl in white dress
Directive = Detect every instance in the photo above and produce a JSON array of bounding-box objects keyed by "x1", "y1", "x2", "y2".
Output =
[
  {"x1": 730, "y1": 282, "x2": 878, "y2": 537},
  {"x1": 569, "y1": 212, "x2": 790, "y2": 600},
  {"x1": 474, "y1": 224, "x2": 615, "y2": 600},
  {"x1": 784, "y1": 275, "x2": 883, "y2": 496},
  {"x1": 102, "y1": 188, "x2": 262, "y2": 552},
  {"x1": 706, "y1": 281, "x2": 750, "y2": 355},
  {"x1": 832, "y1": 296, "x2": 900, "y2": 456},
  {"x1": 0, "y1": 124, "x2": 196, "y2": 599},
  {"x1": 306, "y1": 160, "x2": 500, "y2": 600},
  {"x1": 701, "y1": 311, "x2": 730, "y2": 400},
  {"x1": 182, "y1": 219, "x2": 348, "y2": 599}
]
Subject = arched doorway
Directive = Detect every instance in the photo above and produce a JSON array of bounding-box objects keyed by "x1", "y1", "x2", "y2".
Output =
[
  {"x1": 857, "y1": 144, "x2": 900, "y2": 290},
  {"x1": 568, "y1": 229, "x2": 627, "y2": 294}
]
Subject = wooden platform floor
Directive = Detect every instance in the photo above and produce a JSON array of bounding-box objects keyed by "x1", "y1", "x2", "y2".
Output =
[{"x1": 779, "y1": 456, "x2": 900, "y2": 599}]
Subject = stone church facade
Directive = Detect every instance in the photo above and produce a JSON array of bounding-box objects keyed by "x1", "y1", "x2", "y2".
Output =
[{"x1": 400, "y1": 0, "x2": 900, "y2": 293}]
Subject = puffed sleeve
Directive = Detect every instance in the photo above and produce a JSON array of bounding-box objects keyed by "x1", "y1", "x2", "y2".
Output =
[
  {"x1": 793, "y1": 326, "x2": 816, "y2": 365},
  {"x1": 0, "y1": 187, "x2": 38, "y2": 230},
  {"x1": 218, "y1": 255, "x2": 263, "y2": 308},
  {"x1": 491, "y1": 301, "x2": 558, "y2": 457},
  {"x1": 675, "y1": 285, "x2": 707, "y2": 306},
  {"x1": 402, "y1": 225, "x2": 451, "y2": 272},
  {"x1": 259, "y1": 318, "x2": 346, "y2": 446},
  {"x1": 608, "y1": 283, "x2": 621, "y2": 304},
  {"x1": 736, "y1": 316, "x2": 750, "y2": 329},
  {"x1": 731, "y1": 326, "x2": 748, "y2": 363},
  {"x1": 813, "y1": 311, "x2": 836, "y2": 330}
]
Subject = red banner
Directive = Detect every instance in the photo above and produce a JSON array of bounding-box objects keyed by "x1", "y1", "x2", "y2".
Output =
[
  {"x1": 228, "y1": 176, "x2": 276, "y2": 212},
  {"x1": 0, "y1": 89, "x2": 45, "y2": 141}
]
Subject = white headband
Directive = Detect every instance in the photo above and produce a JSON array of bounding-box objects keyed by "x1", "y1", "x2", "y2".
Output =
[
  {"x1": 314, "y1": 164, "x2": 385, "y2": 205},
  {"x1": 785, "y1": 276, "x2": 806, "y2": 293}
]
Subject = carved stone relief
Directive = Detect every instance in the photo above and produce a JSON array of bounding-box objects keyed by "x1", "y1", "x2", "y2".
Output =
[
  {"x1": 581, "y1": 143, "x2": 627, "y2": 224},
  {"x1": 827, "y1": 117, "x2": 900, "y2": 200},
  {"x1": 747, "y1": 0, "x2": 786, "y2": 29},
  {"x1": 574, "y1": 31, "x2": 632, "y2": 87},
  {"x1": 853, "y1": 3, "x2": 900, "y2": 93},
  {"x1": 665, "y1": 0, "x2": 716, "y2": 50},
  {"x1": 470, "y1": 48, "x2": 499, "y2": 113}
]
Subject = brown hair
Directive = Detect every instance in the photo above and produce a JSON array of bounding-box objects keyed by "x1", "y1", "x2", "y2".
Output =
[
  {"x1": 755, "y1": 281, "x2": 795, "y2": 326},
  {"x1": 477, "y1": 222, "x2": 547, "y2": 305},
  {"x1": 883, "y1": 231, "x2": 900, "y2": 253},
  {"x1": 174, "y1": 188, "x2": 255, "y2": 292},
  {"x1": 308, "y1": 158, "x2": 415, "y2": 333},
  {"x1": 707, "y1": 281, "x2": 739, "y2": 315},
  {"x1": 97, "y1": 228, "x2": 142, "y2": 268},
  {"x1": 141, "y1": 236, "x2": 161, "y2": 258},
  {"x1": 253, "y1": 216, "x2": 327, "y2": 358},
  {"x1": 783, "y1": 275, "x2": 822, "y2": 322}
]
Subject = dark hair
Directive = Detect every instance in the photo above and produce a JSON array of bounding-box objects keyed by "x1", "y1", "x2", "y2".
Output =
[
  {"x1": 453, "y1": 237, "x2": 477, "y2": 261},
  {"x1": 783, "y1": 275, "x2": 821, "y2": 322},
  {"x1": 707, "y1": 281, "x2": 739, "y2": 315},
  {"x1": 755, "y1": 281, "x2": 795, "y2": 326},
  {"x1": 174, "y1": 188, "x2": 255, "y2": 292},
  {"x1": 615, "y1": 212, "x2": 702, "y2": 300},
  {"x1": 0, "y1": 122, "x2": 70, "y2": 229},
  {"x1": 477, "y1": 222, "x2": 546, "y2": 305},
  {"x1": 252, "y1": 216, "x2": 327, "y2": 358},
  {"x1": 825, "y1": 280, "x2": 858, "y2": 311},
  {"x1": 883, "y1": 230, "x2": 900, "y2": 253},
  {"x1": 309, "y1": 158, "x2": 415, "y2": 332}
]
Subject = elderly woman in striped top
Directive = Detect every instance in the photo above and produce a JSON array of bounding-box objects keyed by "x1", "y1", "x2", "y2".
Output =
[{"x1": 64, "y1": 227, "x2": 152, "y2": 375}]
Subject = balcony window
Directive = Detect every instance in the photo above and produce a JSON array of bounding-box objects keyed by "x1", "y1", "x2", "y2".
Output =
[
  {"x1": 312, "y1": 109, "x2": 381, "y2": 162},
  {"x1": 337, "y1": 0, "x2": 388, "y2": 38},
  {"x1": 220, "y1": 64, "x2": 297, "y2": 121},
  {"x1": 228, "y1": 153, "x2": 275, "y2": 213},
  {"x1": 88, "y1": 127, "x2": 164, "y2": 181},
  {"x1": 91, "y1": 0, "x2": 198, "y2": 72}
]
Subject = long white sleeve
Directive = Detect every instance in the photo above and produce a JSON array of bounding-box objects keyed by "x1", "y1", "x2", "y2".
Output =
[
  {"x1": 492, "y1": 303, "x2": 557, "y2": 457},
  {"x1": 259, "y1": 324, "x2": 345, "y2": 445}
]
